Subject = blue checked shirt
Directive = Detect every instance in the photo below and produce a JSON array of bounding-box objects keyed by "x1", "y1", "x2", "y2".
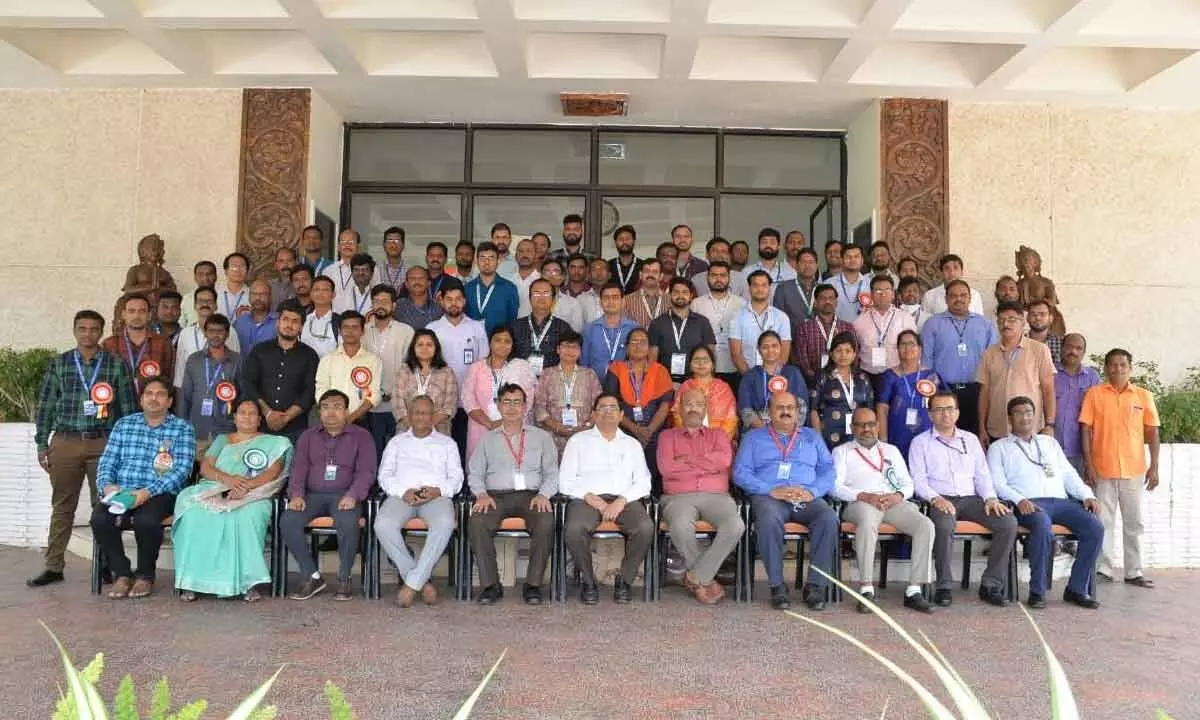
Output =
[{"x1": 97, "y1": 413, "x2": 196, "y2": 496}]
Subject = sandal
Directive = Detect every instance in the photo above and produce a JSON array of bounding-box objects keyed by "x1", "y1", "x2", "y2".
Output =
[
  {"x1": 107, "y1": 577, "x2": 133, "y2": 599},
  {"x1": 243, "y1": 588, "x2": 263, "y2": 603},
  {"x1": 1124, "y1": 576, "x2": 1155, "y2": 588},
  {"x1": 179, "y1": 590, "x2": 197, "y2": 602}
]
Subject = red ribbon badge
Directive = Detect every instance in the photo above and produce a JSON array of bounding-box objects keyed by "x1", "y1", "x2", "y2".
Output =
[
  {"x1": 767, "y1": 375, "x2": 788, "y2": 394},
  {"x1": 215, "y1": 381, "x2": 236, "y2": 414},
  {"x1": 916, "y1": 379, "x2": 937, "y2": 398},
  {"x1": 91, "y1": 383, "x2": 113, "y2": 420},
  {"x1": 139, "y1": 360, "x2": 160, "y2": 378},
  {"x1": 351, "y1": 366, "x2": 373, "y2": 399},
  {"x1": 857, "y1": 291, "x2": 873, "y2": 309}
]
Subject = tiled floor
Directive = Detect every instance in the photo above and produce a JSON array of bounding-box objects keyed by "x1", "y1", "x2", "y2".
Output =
[{"x1": 2, "y1": 547, "x2": 1194, "y2": 719}]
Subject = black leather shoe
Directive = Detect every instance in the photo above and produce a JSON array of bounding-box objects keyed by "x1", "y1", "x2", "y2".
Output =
[
  {"x1": 904, "y1": 593, "x2": 935, "y2": 614},
  {"x1": 978, "y1": 587, "x2": 1010, "y2": 607},
  {"x1": 580, "y1": 583, "x2": 599, "y2": 605},
  {"x1": 1063, "y1": 588, "x2": 1101, "y2": 609},
  {"x1": 26, "y1": 570, "x2": 64, "y2": 587},
  {"x1": 769, "y1": 584, "x2": 791, "y2": 610},
  {"x1": 522, "y1": 584, "x2": 542, "y2": 605},
  {"x1": 934, "y1": 589, "x2": 953, "y2": 607},
  {"x1": 613, "y1": 577, "x2": 633, "y2": 604},
  {"x1": 801, "y1": 584, "x2": 827, "y2": 611},
  {"x1": 856, "y1": 590, "x2": 875, "y2": 614},
  {"x1": 1027, "y1": 592, "x2": 1047, "y2": 609},
  {"x1": 476, "y1": 584, "x2": 503, "y2": 605}
]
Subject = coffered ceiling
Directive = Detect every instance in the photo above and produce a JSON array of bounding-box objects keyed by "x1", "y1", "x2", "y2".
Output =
[{"x1": 2, "y1": 0, "x2": 1199, "y2": 128}]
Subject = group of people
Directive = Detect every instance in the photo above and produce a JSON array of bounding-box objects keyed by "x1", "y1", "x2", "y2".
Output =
[{"x1": 28, "y1": 218, "x2": 1160, "y2": 613}]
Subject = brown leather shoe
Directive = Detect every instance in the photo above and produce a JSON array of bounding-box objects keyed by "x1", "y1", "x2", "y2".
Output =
[
  {"x1": 107, "y1": 577, "x2": 133, "y2": 599},
  {"x1": 421, "y1": 582, "x2": 438, "y2": 606},
  {"x1": 129, "y1": 578, "x2": 153, "y2": 599},
  {"x1": 333, "y1": 580, "x2": 354, "y2": 601},
  {"x1": 694, "y1": 581, "x2": 725, "y2": 605},
  {"x1": 397, "y1": 585, "x2": 416, "y2": 608},
  {"x1": 681, "y1": 572, "x2": 701, "y2": 594}
]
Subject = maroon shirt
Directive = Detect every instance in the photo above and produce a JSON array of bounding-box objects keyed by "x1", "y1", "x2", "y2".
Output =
[{"x1": 289, "y1": 424, "x2": 377, "y2": 501}]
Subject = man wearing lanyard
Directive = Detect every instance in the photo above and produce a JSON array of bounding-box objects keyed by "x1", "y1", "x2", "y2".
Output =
[
  {"x1": 333, "y1": 253, "x2": 377, "y2": 315},
  {"x1": 289, "y1": 265, "x2": 315, "y2": 316},
  {"x1": 648, "y1": 278, "x2": 716, "y2": 382},
  {"x1": 373, "y1": 225, "x2": 408, "y2": 295},
  {"x1": 976, "y1": 301, "x2": 1056, "y2": 448},
  {"x1": 989, "y1": 396, "x2": 1104, "y2": 609},
  {"x1": 393, "y1": 266, "x2": 444, "y2": 330},
  {"x1": 920, "y1": 279, "x2": 997, "y2": 436},
  {"x1": 620, "y1": 259, "x2": 667, "y2": 328},
  {"x1": 832, "y1": 244, "x2": 870, "y2": 323},
  {"x1": 728, "y1": 271, "x2": 792, "y2": 375},
  {"x1": 671, "y1": 224, "x2": 709, "y2": 282},
  {"x1": 364, "y1": 285, "x2": 415, "y2": 463},
  {"x1": 736, "y1": 331, "x2": 808, "y2": 432},
  {"x1": 606, "y1": 224, "x2": 642, "y2": 296},
  {"x1": 853, "y1": 275, "x2": 916, "y2": 397},
  {"x1": 232, "y1": 279, "x2": 278, "y2": 351},
  {"x1": 489, "y1": 223, "x2": 520, "y2": 281},
  {"x1": 742, "y1": 228, "x2": 797, "y2": 303},
  {"x1": 582, "y1": 283, "x2": 639, "y2": 380},
  {"x1": 215, "y1": 252, "x2": 251, "y2": 320},
  {"x1": 468, "y1": 383, "x2": 559, "y2": 605},
  {"x1": 299, "y1": 224, "x2": 333, "y2": 278},
  {"x1": 316, "y1": 311, "x2": 383, "y2": 431},
  {"x1": 792, "y1": 284, "x2": 856, "y2": 387},
  {"x1": 174, "y1": 286, "x2": 241, "y2": 388},
  {"x1": 697, "y1": 238, "x2": 751, "y2": 300},
  {"x1": 425, "y1": 241, "x2": 464, "y2": 304},
  {"x1": 466, "y1": 242, "x2": 520, "y2": 333},
  {"x1": 833, "y1": 407, "x2": 936, "y2": 614},
  {"x1": 511, "y1": 279, "x2": 572, "y2": 375},
  {"x1": 513, "y1": 239, "x2": 542, "y2": 317},
  {"x1": 267, "y1": 247, "x2": 297, "y2": 312},
  {"x1": 692, "y1": 261, "x2": 747, "y2": 391},
  {"x1": 909, "y1": 391, "x2": 1016, "y2": 608},
  {"x1": 104, "y1": 293, "x2": 174, "y2": 397},
  {"x1": 300, "y1": 276, "x2": 341, "y2": 359},
  {"x1": 176, "y1": 313, "x2": 241, "y2": 444},
  {"x1": 28, "y1": 309, "x2": 137, "y2": 588},
  {"x1": 734, "y1": 392, "x2": 838, "y2": 611},
  {"x1": 773, "y1": 247, "x2": 821, "y2": 323},
  {"x1": 427, "y1": 286, "x2": 488, "y2": 462},
  {"x1": 321, "y1": 228, "x2": 362, "y2": 300}
]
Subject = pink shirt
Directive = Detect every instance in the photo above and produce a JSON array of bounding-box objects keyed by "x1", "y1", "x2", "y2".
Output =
[
  {"x1": 852, "y1": 307, "x2": 917, "y2": 375},
  {"x1": 656, "y1": 426, "x2": 734, "y2": 496}
]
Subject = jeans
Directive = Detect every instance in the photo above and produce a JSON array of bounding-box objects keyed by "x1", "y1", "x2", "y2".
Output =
[
  {"x1": 750, "y1": 495, "x2": 838, "y2": 589},
  {"x1": 1016, "y1": 497, "x2": 1103, "y2": 596}
]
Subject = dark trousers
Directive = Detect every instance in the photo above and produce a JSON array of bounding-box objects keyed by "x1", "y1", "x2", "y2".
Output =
[
  {"x1": 951, "y1": 383, "x2": 982, "y2": 436},
  {"x1": 564, "y1": 497, "x2": 653, "y2": 585},
  {"x1": 468, "y1": 490, "x2": 555, "y2": 588},
  {"x1": 89, "y1": 493, "x2": 175, "y2": 581},
  {"x1": 279, "y1": 491, "x2": 363, "y2": 581},
  {"x1": 451, "y1": 408, "x2": 469, "y2": 472},
  {"x1": 45, "y1": 433, "x2": 105, "y2": 572},
  {"x1": 368, "y1": 412, "x2": 396, "y2": 465},
  {"x1": 928, "y1": 495, "x2": 1018, "y2": 590},
  {"x1": 751, "y1": 495, "x2": 838, "y2": 589},
  {"x1": 1017, "y1": 498, "x2": 1103, "y2": 596}
]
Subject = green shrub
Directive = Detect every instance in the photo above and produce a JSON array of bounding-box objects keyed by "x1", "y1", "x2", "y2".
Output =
[
  {"x1": 0, "y1": 348, "x2": 56, "y2": 422},
  {"x1": 1156, "y1": 392, "x2": 1200, "y2": 444}
]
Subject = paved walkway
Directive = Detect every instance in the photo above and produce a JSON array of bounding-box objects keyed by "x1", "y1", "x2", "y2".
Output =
[{"x1": 1, "y1": 547, "x2": 1194, "y2": 719}]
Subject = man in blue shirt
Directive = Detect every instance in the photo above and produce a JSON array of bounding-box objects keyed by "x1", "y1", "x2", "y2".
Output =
[
  {"x1": 988, "y1": 395, "x2": 1103, "y2": 610},
  {"x1": 921, "y1": 279, "x2": 997, "y2": 435},
  {"x1": 91, "y1": 376, "x2": 196, "y2": 599},
  {"x1": 233, "y1": 279, "x2": 278, "y2": 350},
  {"x1": 582, "y1": 283, "x2": 639, "y2": 380},
  {"x1": 465, "y1": 241, "x2": 520, "y2": 334},
  {"x1": 734, "y1": 391, "x2": 837, "y2": 611}
]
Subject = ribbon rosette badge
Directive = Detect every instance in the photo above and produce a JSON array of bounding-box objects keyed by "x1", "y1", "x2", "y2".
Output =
[
  {"x1": 242, "y1": 447, "x2": 270, "y2": 478},
  {"x1": 90, "y1": 382, "x2": 114, "y2": 419},
  {"x1": 857, "y1": 291, "x2": 873, "y2": 309},
  {"x1": 215, "y1": 381, "x2": 237, "y2": 414},
  {"x1": 351, "y1": 366, "x2": 373, "y2": 400},
  {"x1": 139, "y1": 360, "x2": 161, "y2": 378},
  {"x1": 916, "y1": 379, "x2": 937, "y2": 398},
  {"x1": 767, "y1": 375, "x2": 788, "y2": 394}
]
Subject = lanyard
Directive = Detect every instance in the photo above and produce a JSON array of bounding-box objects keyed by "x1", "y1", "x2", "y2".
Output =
[
  {"x1": 815, "y1": 317, "x2": 837, "y2": 351},
  {"x1": 415, "y1": 369, "x2": 432, "y2": 395},
  {"x1": 561, "y1": 367, "x2": 577, "y2": 406},
  {"x1": 854, "y1": 444, "x2": 886, "y2": 474},
  {"x1": 306, "y1": 313, "x2": 333, "y2": 340},
  {"x1": 870, "y1": 308, "x2": 898, "y2": 347},
  {"x1": 221, "y1": 289, "x2": 246, "y2": 318},
  {"x1": 203, "y1": 357, "x2": 225, "y2": 393},
  {"x1": 528, "y1": 316, "x2": 552, "y2": 352},
  {"x1": 837, "y1": 274, "x2": 866, "y2": 309},
  {"x1": 796, "y1": 279, "x2": 816, "y2": 317},
  {"x1": 900, "y1": 368, "x2": 926, "y2": 408},
  {"x1": 835, "y1": 372, "x2": 857, "y2": 410},
  {"x1": 1003, "y1": 345, "x2": 1023, "y2": 372},
  {"x1": 73, "y1": 350, "x2": 103, "y2": 392},
  {"x1": 336, "y1": 263, "x2": 352, "y2": 292},
  {"x1": 760, "y1": 368, "x2": 777, "y2": 411},
  {"x1": 503, "y1": 429, "x2": 526, "y2": 467},
  {"x1": 616, "y1": 259, "x2": 637, "y2": 291},
  {"x1": 601, "y1": 325, "x2": 623, "y2": 361},
  {"x1": 768, "y1": 425, "x2": 801, "y2": 460},
  {"x1": 669, "y1": 314, "x2": 689, "y2": 352},
  {"x1": 950, "y1": 315, "x2": 971, "y2": 343},
  {"x1": 628, "y1": 366, "x2": 646, "y2": 406},
  {"x1": 640, "y1": 292, "x2": 662, "y2": 322},
  {"x1": 123, "y1": 333, "x2": 148, "y2": 383},
  {"x1": 750, "y1": 306, "x2": 772, "y2": 334},
  {"x1": 353, "y1": 286, "x2": 370, "y2": 314},
  {"x1": 429, "y1": 274, "x2": 446, "y2": 300},
  {"x1": 1014, "y1": 436, "x2": 1046, "y2": 469},
  {"x1": 192, "y1": 325, "x2": 203, "y2": 351},
  {"x1": 382, "y1": 262, "x2": 405, "y2": 287},
  {"x1": 489, "y1": 362, "x2": 507, "y2": 399},
  {"x1": 933, "y1": 430, "x2": 968, "y2": 456},
  {"x1": 475, "y1": 281, "x2": 497, "y2": 314},
  {"x1": 324, "y1": 433, "x2": 343, "y2": 464}
]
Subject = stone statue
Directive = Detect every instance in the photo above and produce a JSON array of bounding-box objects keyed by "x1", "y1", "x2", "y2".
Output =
[
  {"x1": 114, "y1": 233, "x2": 177, "y2": 330},
  {"x1": 1015, "y1": 246, "x2": 1066, "y2": 336}
]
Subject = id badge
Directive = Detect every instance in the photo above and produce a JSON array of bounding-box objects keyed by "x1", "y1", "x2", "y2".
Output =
[
  {"x1": 529, "y1": 353, "x2": 545, "y2": 376},
  {"x1": 512, "y1": 471, "x2": 527, "y2": 491},
  {"x1": 562, "y1": 407, "x2": 579, "y2": 427},
  {"x1": 463, "y1": 346, "x2": 475, "y2": 365},
  {"x1": 759, "y1": 410, "x2": 770, "y2": 423},
  {"x1": 845, "y1": 414, "x2": 852, "y2": 434},
  {"x1": 632, "y1": 405, "x2": 645, "y2": 422},
  {"x1": 777, "y1": 462, "x2": 792, "y2": 480},
  {"x1": 670, "y1": 353, "x2": 687, "y2": 376},
  {"x1": 956, "y1": 342, "x2": 968, "y2": 358},
  {"x1": 870, "y1": 347, "x2": 886, "y2": 367},
  {"x1": 83, "y1": 400, "x2": 97, "y2": 417},
  {"x1": 200, "y1": 398, "x2": 214, "y2": 417},
  {"x1": 324, "y1": 464, "x2": 339, "y2": 482},
  {"x1": 905, "y1": 407, "x2": 919, "y2": 428},
  {"x1": 486, "y1": 402, "x2": 501, "y2": 421},
  {"x1": 820, "y1": 353, "x2": 829, "y2": 368},
  {"x1": 1044, "y1": 465, "x2": 1055, "y2": 479}
]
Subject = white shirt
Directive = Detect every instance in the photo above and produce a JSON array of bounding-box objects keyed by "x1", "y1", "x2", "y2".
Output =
[
  {"x1": 364, "y1": 319, "x2": 415, "y2": 414},
  {"x1": 743, "y1": 260, "x2": 797, "y2": 302},
  {"x1": 301, "y1": 309, "x2": 339, "y2": 358},
  {"x1": 832, "y1": 440, "x2": 914, "y2": 502},
  {"x1": 900, "y1": 303, "x2": 929, "y2": 332},
  {"x1": 213, "y1": 281, "x2": 250, "y2": 321},
  {"x1": 691, "y1": 293, "x2": 747, "y2": 374},
  {"x1": 729, "y1": 304, "x2": 792, "y2": 369},
  {"x1": 174, "y1": 323, "x2": 240, "y2": 386},
  {"x1": 552, "y1": 292, "x2": 584, "y2": 332},
  {"x1": 691, "y1": 269, "x2": 751, "y2": 302},
  {"x1": 921, "y1": 284, "x2": 985, "y2": 316},
  {"x1": 559, "y1": 426, "x2": 651, "y2": 500},
  {"x1": 333, "y1": 283, "x2": 373, "y2": 315},
  {"x1": 378, "y1": 429, "x2": 463, "y2": 499},
  {"x1": 576, "y1": 289, "x2": 603, "y2": 326},
  {"x1": 515, "y1": 270, "x2": 541, "y2": 317},
  {"x1": 987, "y1": 434, "x2": 1094, "y2": 504},
  {"x1": 321, "y1": 259, "x2": 355, "y2": 297},
  {"x1": 426, "y1": 315, "x2": 488, "y2": 395}
]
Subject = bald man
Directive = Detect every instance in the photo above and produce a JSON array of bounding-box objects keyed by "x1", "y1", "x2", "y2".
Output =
[{"x1": 233, "y1": 278, "x2": 279, "y2": 350}]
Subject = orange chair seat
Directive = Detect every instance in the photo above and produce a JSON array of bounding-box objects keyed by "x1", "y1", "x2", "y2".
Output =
[
  {"x1": 1018, "y1": 524, "x2": 1074, "y2": 536},
  {"x1": 402, "y1": 517, "x2": 462, "y2": 531},
  {"x1": 307, "y1": 516, "x2": 366, "y2": 529},
  {"x1": 499, "y1": 517, "x2": 527, "y2": 531},
  {"x1": 783, "y1": 522, "x2": 810, "y2": 534},
  {"x1": 659, "y1": 520, "x2": 717, "y2": 533},
  {"x1": 955, "y1": 521, "x2": 991, "y2": 535},
  {"x1": 841, "y1": 521, "x2": 900, "y2": 535},
  {"x1": 594, "y1": 521, "x2": 621, "y2": 533}
]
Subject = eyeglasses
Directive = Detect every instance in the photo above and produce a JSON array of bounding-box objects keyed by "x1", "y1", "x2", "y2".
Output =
[
  {"x1": 530, "y1": 291, "x2": 552, "y2": 298},
  {"x1": 852, "y1": 421, "x2": 878, "y2": 428},
  {"x1": 499, "y1": 398, "x2": 524, "y2": 406},
  {"x1": 929, "y1": 406, "x2": 957, "y2": 414}
]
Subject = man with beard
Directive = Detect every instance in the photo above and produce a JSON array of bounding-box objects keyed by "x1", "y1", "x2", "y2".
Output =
[
  {"x1": 104, "y1": 293, "x2": 175, "y2": 396},
  {"x1": 176, "y1": 312, "x2": 240, "y2": 443},
  {"x1": 150, "y1": 290, "x2": 183, "y2": 348},
  {"x1": 393, "y1": 266, "x2": 444, "y2": 330},
  {"x1": 268, "y1": 247, "x2": 297, "y2": 311},
  {"x1": 549, "y1": 213, "x2": 588, "y2": 265},
  {"x1": 831, "y1": 245, "x2": 870, "y2": 323},
  {"x1": 489, "y1": 223, "x2": 519, "y2": 281},
  {"x1": 621, "y1": 259, "x2": 667, "y2": 329},
  {"x1": 564, "y1": 253, "x2": 592, "y2": 298},
  {"x1": 743, "y1": 228, "x2": 796, "y2": 302},
  {"x1": 868, "y1": 241, "x2": 899, "y2": 289},
  {"x1": 692, "y1": 261, "x2": 746, "y2": 390},
  {"x1": 374, "y1": 226, "x2": 408, "y2": 295},
  {"x1": 823, "y1": 240, "x2": 844, "y2": 280},
  {"x1": 425, "y1": 241, "x2": 463, "y2": 301},
  {"x1": 655, "y1": 243, "x2": 678, "y2": 287},
  {"x1": 784, "y1": 230, "x2": 807, "y2": 276},
  {"x1": 450, "y1": 240, "x2": 477, "y2": 281},
  {"x1": 241, "y1": 301, "x2": 320, "y2": 443},
  {"x1": 539, "y1": 257, "x2": 584, "y2": 332},
  {"x1": 671, "y1": 224, "x2": 708, "y2": 282},
  {"x1": 1025, "y1": 299, "x2": 1063, "y2": 366},
  {"x1": 730, "y1": 241, "x2": 750, "y2": 272},
  {"x1": 233, "y1": 279, "x2": 278, "y2": 351},
  {"x1": 728, "y1": 271, "x2": 791, "y2": 375},
  {"x1": 648, "y1": 278, "x2": 716, "y2": 382},
  {"x1": 289, "y1": 265, "x2": 315, "y2": 316},
  {"x1": 792, "y1": 284, "x2": 856, "y2": 387},
  {"x1": 299, "y1": 224, "x2": 333, "y2": 277},
  {"x1": 773, "y1": 247, "x2": 821, "y2": 323},
  {"x1": 365, "y1": 284, "x2": 415, "y2": 461},
  {"x1": 465, "y1": 241, "x2": 520, "y2": 334},
  {"x1": 608, "y1": 224, "x2": 643, "y2": 295},
  {"x1": 513, "y1": 238, "x2": 542, "y2": 317},
  {"x1": 174, "y1": 287, "x2": 240, "y2": 387},
  {"x1": 696, "y1": 237, "x2": 749, "y2": 300}
]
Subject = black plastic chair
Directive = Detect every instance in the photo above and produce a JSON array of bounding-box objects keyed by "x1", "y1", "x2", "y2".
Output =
[
  {"x1": 274, "y1": 494, "x2": 377, "y2": 599},
  {"x1": 554, "y1": 496, "x2": 654, "y2": 603}
]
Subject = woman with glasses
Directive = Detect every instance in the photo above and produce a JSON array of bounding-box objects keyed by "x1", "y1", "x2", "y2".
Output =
[
  {"x1": 534, "y1": 329, "x2": 601, "y2": 458},
  {"x1": 463, "y1": 325, "x2": 537, "y2": 461},
  {"x1": 670, "y1": 345, "x2": 738, "y2": 443},
  {"x1": 876, "y1": 329, "x2": 945, "y2": 459},
  {"x1": 394, "y1": 328, "x2": 458, "y2": 435},
  {"x1": 810, "y1": 331, "x2": 874, "y2": 449},
  {"x1": 603, "y1": 327, "x2": 674, "y2": 489}
]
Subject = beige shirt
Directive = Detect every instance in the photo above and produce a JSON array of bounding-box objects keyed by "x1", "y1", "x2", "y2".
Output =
[
  {"x1": 852, "y1": 307, "x2": 917, "y2": 375},
  {"x1": 315, "y1": 345, "x2": 383, "y2": 415},
  {"x1": 976, "y1": 337, "x2": 1055, "y2": 439},
  {"x1": 364, "y1": 319, "x2": 415, "y2": 415}
]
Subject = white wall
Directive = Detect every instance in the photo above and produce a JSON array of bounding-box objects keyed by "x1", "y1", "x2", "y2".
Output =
[
  {"x1": 845, "y1": 99, "x2": 881, "y2": 243},
  {"x1": 307, "y1": 90, "x2": 344, "y2": 229}
]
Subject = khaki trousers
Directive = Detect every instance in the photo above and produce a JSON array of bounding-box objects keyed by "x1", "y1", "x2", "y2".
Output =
[
  {"x1": 843, "y1": 500, "x2": 934, "y2": 586},
  {"x1": 45, "y1": 434, "x2": 105, "y2": 572},
  {"x1": 1095, "y1": 478, "x2": 1145, "y2": 579}
]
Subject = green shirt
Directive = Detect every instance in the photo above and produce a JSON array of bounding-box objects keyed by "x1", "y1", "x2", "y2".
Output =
[{"x1": 35, "y1": 349, "x2": 138, "y2": 451}]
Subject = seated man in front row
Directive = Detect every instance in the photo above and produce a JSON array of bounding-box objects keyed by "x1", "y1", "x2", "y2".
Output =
[
  {"x1": 833, "y1": 408, "x2": 936, "y2": 614},
  {"x1": 468, "y1": 383, "x2": 559, "y2": 606},
  {"x1": 375, "y1": 394, "x2": 462, "y2": 608},
  {"x1": 280, "y1": 389, "x2": 376, "y2": 602},
  {"x1": 733, "y1": 391, "x2": 837, "y2": 611},
  {"x1": 989, "y1": 395, "x2": 1104, "y2": 610},
  {"x1": 559, "y1": 393, "x2": 654, "y2": 605},
  {"x1": 656, "y1": 388, "x2": 744, "y2": 604},
  {"x1": 92, "y1": 376, "x2": 196, "y2": 599}
]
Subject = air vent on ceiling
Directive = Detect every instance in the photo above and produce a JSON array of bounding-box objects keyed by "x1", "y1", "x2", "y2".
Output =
[{"x1": 560, "y1": 92, "x2": 629, "y2": 117}]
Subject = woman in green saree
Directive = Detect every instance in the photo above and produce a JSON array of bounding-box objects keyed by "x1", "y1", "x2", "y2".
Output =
[{"x1": 173, "y1": 399, "x2": 292, "y2": 602}]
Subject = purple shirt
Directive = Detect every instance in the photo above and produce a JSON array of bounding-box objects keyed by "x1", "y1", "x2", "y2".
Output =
[
  {"x1": 1055, "y1": 366, "x2": 1101, "y2": 458},
  {"x1": 289, "y1": 424, "x2": 377, "y2": 501},
  {"x1": 908, "y1": 427, "x2": 997, "y2": 500}
]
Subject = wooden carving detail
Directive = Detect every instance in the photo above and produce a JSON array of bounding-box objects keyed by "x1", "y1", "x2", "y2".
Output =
[
  {"x1": 880, "y1": 98, "x2": 947, "y2": 289},
  {"x1": 236, "y1": 89, "x2": 311, "y2": 279}
]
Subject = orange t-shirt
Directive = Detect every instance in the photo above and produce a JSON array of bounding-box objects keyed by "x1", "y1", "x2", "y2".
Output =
[{"x1": 1079, "y1": 383, "x2": 1160, "y2": 479}]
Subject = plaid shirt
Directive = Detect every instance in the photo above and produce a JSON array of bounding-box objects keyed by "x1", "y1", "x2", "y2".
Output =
[
  {"x1": 35, "y1": 350, "x2": 138, "y2": 452},
  {"x1": 1028, "y1": 332, "x2": 1063, "y2": 367},
  {"x1": 101, "y1": 332, "x2": 175, "y2": 395},
  {"x1": 97, "y1": 412, "x2": 196, "y2": 496},
  {"x1": 792, "y1": 316, "x2": 857, "y2": 382}
]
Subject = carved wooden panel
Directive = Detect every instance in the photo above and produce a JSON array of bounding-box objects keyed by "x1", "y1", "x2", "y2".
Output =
[
  {"x1": 236, "y1": 88, "x2": 310, "y2": 278},
  {"x1": 880, "y1": 98, "x2": 947, "y2": 288}
]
